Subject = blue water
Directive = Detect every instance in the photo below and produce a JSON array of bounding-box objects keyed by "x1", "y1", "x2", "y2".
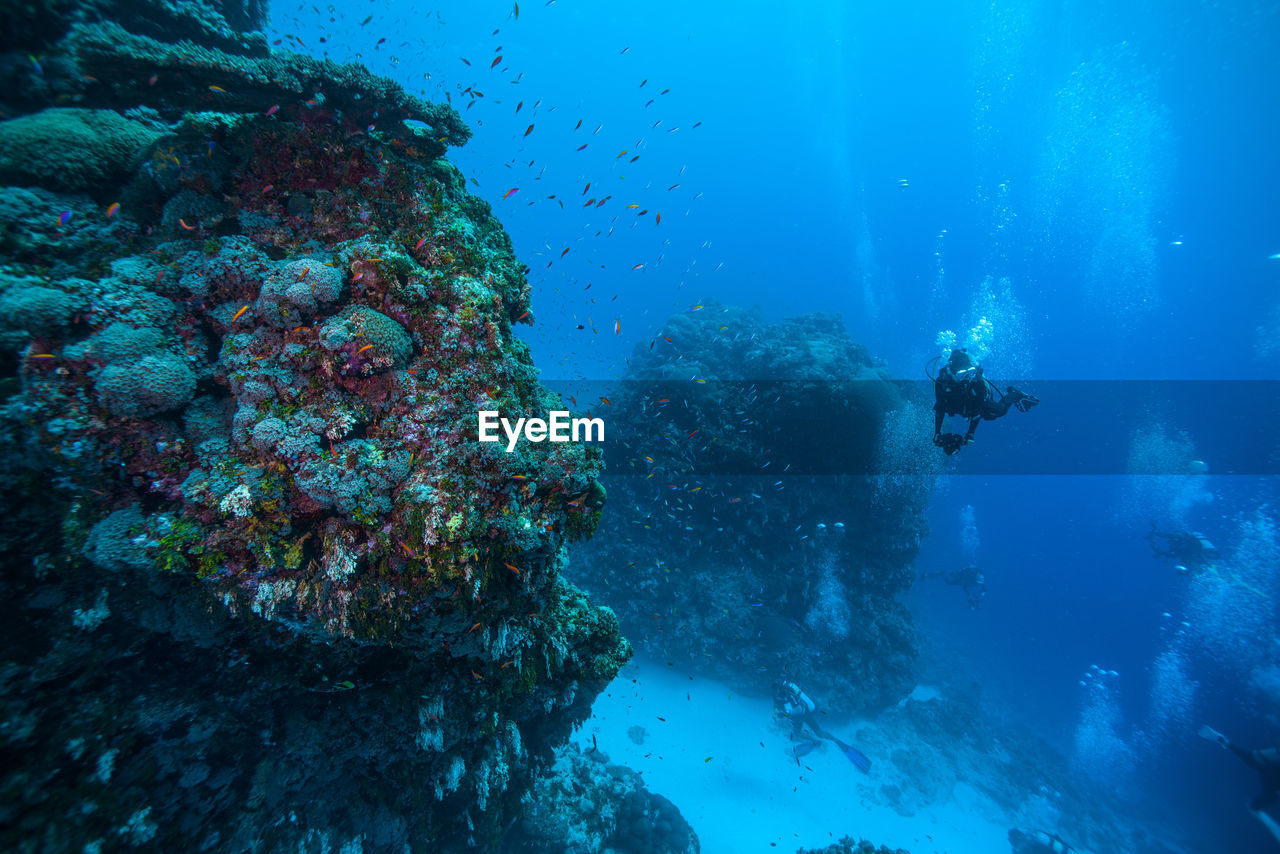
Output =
[{"x1": 270, "y1": 1, "x2": 1280, "y2": 850}]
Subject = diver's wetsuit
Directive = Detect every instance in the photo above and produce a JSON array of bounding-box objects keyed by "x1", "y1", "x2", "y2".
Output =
[
  {"x1": 1146, "y1": 528, "x2": 1219, "y2": 570},
  {"x1": 1229, "y1": 743, "x2": 1280, "y2": 811},
  {"x1": 923, "y1": 566, "x2": 986, "y2": 609},
  {"x1": 778, "y1": 682, "x2": 822, "y2": 743},
  {"x1": 933, "y1": 366, "x2": 1020, "y2": 441}
]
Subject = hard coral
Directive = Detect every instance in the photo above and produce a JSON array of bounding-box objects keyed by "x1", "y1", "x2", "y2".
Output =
[
  {"x1": 0, "y1": 107, "x2": 161, "y2": 192},
  {"x1": 95, "y1": 353, "x2": 196, "y2": 417}
]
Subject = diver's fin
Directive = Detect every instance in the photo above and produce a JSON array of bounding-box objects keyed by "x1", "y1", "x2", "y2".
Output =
[
  {"x1": 1198, "y1": 725, "x2": 1228, "y2": 748},
  {"x1": 1255, "y1": 809, "x2": 1280, "y2": 844},
  {"x1": 830, "y1": 736, "x2": 872, "y2": 773},
  {"x1": 1007, "y1": 387, "x2": 1039, "y2": 412},
  {"x1": 844, "y1": 744, "x2": 872, "y2": 773}
]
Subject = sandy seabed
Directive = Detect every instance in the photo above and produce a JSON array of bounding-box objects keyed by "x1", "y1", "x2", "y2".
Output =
[{"x1": 579, "y1": 658, "x2": 1016, "y2": 854}]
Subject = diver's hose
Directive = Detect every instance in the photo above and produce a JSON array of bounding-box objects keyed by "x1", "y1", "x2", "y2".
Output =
[{"x1": 924, "y1": 355, "x2": 941, "y2": 382}]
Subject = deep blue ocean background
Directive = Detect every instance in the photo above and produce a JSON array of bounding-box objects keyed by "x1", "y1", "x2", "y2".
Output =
[{"x1": 267, "y1": 1, "x2": 1279, "y2": 850}]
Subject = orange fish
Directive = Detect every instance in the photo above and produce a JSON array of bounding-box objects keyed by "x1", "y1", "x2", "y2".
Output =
[
  {"x1": 504, "y1": 562, "x2": 521, "y2": 574},
  {"x1": 178, "y1": 218, "x2": 196, "y2": 230},
  {"x1": 231, "y1": 304, "x2": 249, "y2": 322},
  {"x1": 105, "y1": 202, "x2": 120, "y2": 218},
  {"x1": 356, "y1": 344, "x2": 374, "y2": 354},
  {"x1": 524, "y1": 124, "x2": 534, "y2": 137}
]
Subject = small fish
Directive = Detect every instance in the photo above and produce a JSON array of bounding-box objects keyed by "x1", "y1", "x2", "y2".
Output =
[
  {"x1": 503, "y1": 187, "x2": 519, "y2": 199},
  {"x1": 266, "y1": 104, "x2": 280, "y2": 117},
  {"x1": 668, "y1": 183, "x2": 680, "y2": 191},
  {"x1": 524, "y1": 124, "x2": 534, "y2": 137},
  {"x1": 178, "y1": 218, "x2": 196, "y2": 230},
  {"x1": 560, "y1": 247, "x2": 570, "y2": 257},
  {"x1": 491, "y1": 55, "x2": 503, "y2": 68},
  {"x1": 621, "y1": 47, "x2": 630, "y2": 54},
  {"x1": 461, "y1": 57, "x2": 472, "y2": 66},
  {"x1": 262, "y1": 184, "x2": 274, "y2": 193},
  {"x1": 600, "y1": 396, "x2": 612, "y2": 405},
  {"x1": 356, "y1": 344, "x2": 374, "y2": 354},
  {"x1": 58, "y1": 211, "x2": 72, "y2": 226},
  {"x1": 655, "y1": 212, "x2": 661, "y2": 225},
  {"x1": 576, "y1": 143, "x2": 588, "y2": 151},
  {"x1": 632, "y1": 263, "x2": 644, "y2": 270},
  {"x1": 148, "y1": 73, "x2": 158, "y2": 86},
  {"x1": 516, "y1": 101, "x2": 523, "y2": 112},
  {"x1": 414, "y1": 236, "x2": 429, "y2": 249},
  {"x1": 504, "y1": 562, "x2": 521, "y2": 574},
  {"x1": 208, "y1": 85, "x2": 226, "y2": 93},
  {"x1": 29, "y1": 353, "x2": 55, "y2": 359},
  {"x1": 361, "y1": 14, "x2": 373, "y2": 25},
  {"x1": 231, "y1": 305, "x2": 250, "y2": 322},
  {"x1": 106, "y1": 202, "x2": 120, "y2": 218},
  {"x1": 614, "y1": 319, "x2": 621, "y2": 335},
  {"x1": 582, "y1": 182, "x2": 590, "y2": 195}
]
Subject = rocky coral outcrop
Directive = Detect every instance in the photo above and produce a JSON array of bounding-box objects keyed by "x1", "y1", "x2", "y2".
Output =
[
  {"x1": 509, "y1": 743, "x2": 699, "y2": 853},
  {"x1": 797, "y1": 839, "x2": 910, "y2": 854},
  {"x1": 0, "y1": 1, "x2": 633, "y2": 852},
  {"x1": 0, "y1": 107, "x2": 162, "y2": 191},
  {"x1": 569, "y1": 303, "x2": 940, "y2": 714}
]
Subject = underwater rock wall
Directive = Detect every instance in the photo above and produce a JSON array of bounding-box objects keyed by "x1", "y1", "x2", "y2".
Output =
[
  {"x1": 569, "y1": 304, "x2": 932, "y2": 714},
  {"x1": 0, "y1": 2, "x2": 634, "y2": 851}
]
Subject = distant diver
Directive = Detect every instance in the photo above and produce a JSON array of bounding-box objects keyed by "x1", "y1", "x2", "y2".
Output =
[
  {"x1": 1199, "y1": 725, "x2": 1280, "y2": 843},
  {"x1": 1146, "y1": 523, "x2": 1219, "y2": 575},
  {"x1": 773, "y1": 680, "x2": 871, "y2": 773},
  {"x1": 1008, "y1": 828, "x2": 1077, "y2": 854},
  {"x1": 921, "y1": 565, "x2": 986, "y2": 609},
  {"x1": 930, "y1": 348, "x2": 1038, "y2": 455}
]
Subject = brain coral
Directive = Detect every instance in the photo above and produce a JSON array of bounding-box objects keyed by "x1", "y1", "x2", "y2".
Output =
[
  {"x1": 0, "y1": 279, "x2": 87, "y2": 337},
  {"x1": 257, "y1": 259, "x2": 345, "y2": 327},
  {"x1": 0, "y1": 107, "x2": 161, "y2": 192},
  {"x1": 318, "y1": 304, "x2": 413, "y2": 373},
  {"x1": 95, "y1": 354, "x2": 197, "y2": 417}
]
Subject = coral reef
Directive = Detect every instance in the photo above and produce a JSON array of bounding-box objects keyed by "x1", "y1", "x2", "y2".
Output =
[
  {"x1": 797, "y1": 839, "x2": 910, "y2": 854},
  {"x1": 854, "y1": 685, "x2": 1183, "y2": 854},
  {"x1": 569, "y1": 304, "x2": 930, "y2": 713},
  {"x1": 0, "y1": 1, "x2": 636, "y2": 851},
  {"x1": 0, "y1": 107, "x2": 162, "y2": 191},
  {"x1": 508, "y1": 743, "x2": 699, "y2": 853}
]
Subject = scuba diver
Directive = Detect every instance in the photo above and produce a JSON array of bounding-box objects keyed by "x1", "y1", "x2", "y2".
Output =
[
  {"x1": 1146, "y1": 523, "x2": 1219, "y2": 575},
  {"x1": 773, "y1": 680, "x2": 871, "y2": 773},
  {"x1": 930, "y1": 348, "x2": 1038, "y2": 455},
  {"x1": 921, "y1": 565, "x2": 986, "y2": 609},
  {"x1": 1008, "y1": 829, "x2": 1076, "y2": 854},
  {"x1": 1199, "y1": 725, "x2": 1280, "y2": 843}
]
